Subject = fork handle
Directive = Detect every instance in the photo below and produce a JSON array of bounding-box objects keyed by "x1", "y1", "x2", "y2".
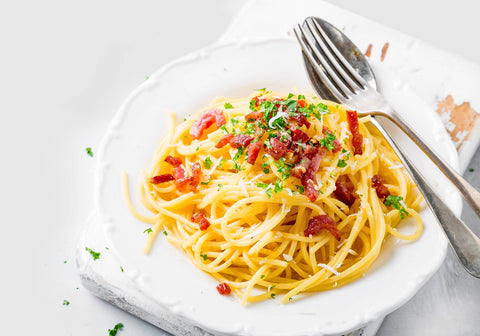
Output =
[
  {"x1": 373, "y1": 109, "x2": 480, "y2": 220},
  {"x1": 370, "y1": 117, "x2": 480, "y2": 277}
]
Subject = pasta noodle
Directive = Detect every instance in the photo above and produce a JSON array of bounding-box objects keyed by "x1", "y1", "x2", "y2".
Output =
[{"x1": 124, "y1": 89, "x2": 423, "y2": 304}]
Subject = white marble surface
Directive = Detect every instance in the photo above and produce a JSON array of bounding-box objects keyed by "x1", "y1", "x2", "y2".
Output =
[{"x1": 1, "y1": 0, "x2": 480, "y2": 335}]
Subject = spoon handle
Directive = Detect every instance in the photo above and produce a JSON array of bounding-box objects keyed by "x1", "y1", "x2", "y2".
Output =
[
  {"x1": 370, "y1": 117, "x2": 480, "y2": 277},
  {"x1": 373, "y1": 109, "x2": 480, "y2": 220}
]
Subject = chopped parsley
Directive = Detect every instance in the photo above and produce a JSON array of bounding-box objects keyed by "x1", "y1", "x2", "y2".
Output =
[
  {"x1": 295, "y1": 185, "x2": 305, "y2": 193},
  {"x1": 63, "y1": 300, "x2": 70, "y2": 306},
  {"x1": 232, "y1": 148, "x2": 245, "y2": 171},
  {"x1": 200, "y1": 253, "x2": 208, "y2": 261},
  {"x1": 195, "y1": 146, "x2": 200, "y2": 151},
  {"x1": 219, "y1": 124, "x2": 229, "y2": 134},
  {"x1": 120, "y1": 266, "x2": 124, "y2": 272},
  {"x1": 469, "y1": 168, "x2": 475, "y2": 172},
  {"x1": 337, "y1": 159, "x2": 347, "y2": 168},
  {"x1": 384, "y1": 195, "x2": 409, "y2": 219},
  {"x1": 257, "y1": 182, "x2": 273, "y2": 198},
  {"x1": 313, "y1": 103, "x2": 330, "y2": 120},
  {"x1": 143, "y1": 228, "x2": 153, "y2": 235},
  {"x1": 86, "y1": 147, "x2": 93, "y2": 157},
  {"x1": 230, "y1": 117, "x2": 239, "y2": 126},
  {"x1": 163, "y1": 230, "x2": 168, "y2": 236},
  {"x1": 224, "y1": 102, "x2": 234, "y2": 109},
  {"x1": 204, "y1": 157, "x2": 213, "y2": 169},
  {"x1": 200, "y1": 179, "x2": 211, "y2": 185},
  {"x1": 320, "y1": 130, "x2": 337, "y2": 151},
  {"x1": 270, "y1": 293, "x2": 276, "y2": 299},
  {"x1": 108, "y1": 323, "x2": 124, "y2": 336},
  {"x1": 85, "y1": 247, "x2": 100, "y2": 261},
  {"x1": 217, "y1": 184, "x2": 223, "y2": 191},
  {"x1": 260, "y1": 275, "x2": 265, "y2": 279}
]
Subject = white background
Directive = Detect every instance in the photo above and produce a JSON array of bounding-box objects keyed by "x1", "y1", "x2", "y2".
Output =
[{"x1": 1, "y1": 0, "x2": 479, "y2": 335}]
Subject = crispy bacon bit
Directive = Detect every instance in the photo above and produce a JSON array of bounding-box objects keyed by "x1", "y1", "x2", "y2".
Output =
[
  {"x1": 173, "y1": 166, "x2": 186, "y2": 180},
  {"x1": 334, "y1": 175, "x2": 356, "y2": 206},
  {"x1": 216, "y1": 134, "x2": 234, "y2": 148},
  {"x1": 371, "y1": 175, "x2": 390, "y2": 200},
  {"x1": 216, "y1": 283, "x2": 231, "y2": 295},
  {"x1": 297, "y1": 99, "x2": 307, "y2": 108},
  {"x1": 247, "y1": 140, "x2": 262, "y2": 165},
  {"x1": 245, "y1": 111, "x2": 264, "y2": 121},
  {"x1": 381, "y1": 42, "x2": 389, "y2": 62},
  {"x1": 301, "y1": 151, "x2": 324, "y2": 202},
  {"x1": 365, "y1": 43, "x2": 373, "y2": 58},
  {"x1": 230, "y1": 134, "x2": 253, "y2": 148},
  {"x1": 290, "y1": 125, "x2": 309, "y2": 143},
  {"x1": 175, "y1": 176, "x2": 193, "y2": 190},
  {"x1": 347, "y1": 110, "x2": 363, "y2": 155},
  {"x1": 189, "y1": 163, "x2": 201, "y2": 193},
  {"x1": 303, "y1": 144, "x2": 319, "y2": 158},
  {"x1": 189, "y1": 108, "x2": 225, "y2": 140},
  {"x1": 289, "y1": 112, "x2": 311, "y2": 128},
  {"x1": 332, "y1": 138, "x2": 342, "y2": 153},
  {"x1": 192, "y1": 212, "x2": 210, "y2": 230},
  {"x1": 150, "y1": 174, "x2": 174, "y2": 184},
  {"x1": 165, "y1": 155, "x2": 182, "y2": 167},
  {"x1": 291, "y1": 158, "x2": 311, "y2": 178},
  {"x1": 266, "y1": 138, "x2": 287, "y2": 159},
  {"x1": 304, "y1": 215, "x2": 341, "y2": 240}
]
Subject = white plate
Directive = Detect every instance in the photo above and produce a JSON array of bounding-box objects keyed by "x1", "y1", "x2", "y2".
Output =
[{"x1": 95, "y1": 38, "x2": 461, "y2": 336}]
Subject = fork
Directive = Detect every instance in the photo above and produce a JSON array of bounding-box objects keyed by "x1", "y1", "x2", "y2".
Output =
[{"x1": 294, "y1": 17, "x2": 480, "y2": 277}]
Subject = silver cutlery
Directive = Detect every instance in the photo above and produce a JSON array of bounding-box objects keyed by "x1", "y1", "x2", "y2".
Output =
[{"x1": 294, "y1": 17, "x2": 480, "y2": 277}]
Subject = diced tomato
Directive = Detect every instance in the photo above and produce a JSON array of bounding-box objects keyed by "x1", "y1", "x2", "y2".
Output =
[
  {"x1": 297, "y1": 99, "x2": 307, "y2": 108},
  {"x1": 192, "y1": 212, "x2": 210, "y2": 230},
  {"x1": 304, "y1": 215, "x2": 341, "y2": 240},
  {"x1": 150, "y1": 174, "x2": 174, "y2": 184}
]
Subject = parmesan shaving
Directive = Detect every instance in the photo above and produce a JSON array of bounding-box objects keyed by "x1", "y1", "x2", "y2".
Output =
[{"x1": 317, "y1": 263, "x2": 341, "y2": 276}]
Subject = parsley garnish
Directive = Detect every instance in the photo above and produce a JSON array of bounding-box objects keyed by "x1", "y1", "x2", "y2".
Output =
[
  {"x1": 86, "y1": 147, "x2": 93, "y2": 157},
  {"x1": 195, "y1": 146, "x2": 200, "y2": 151},
  {"x1": 256, "y1": 182, "x2": 273, "y2": 198},
  {"x1": 200, "y1": 179, "x2": 211, "y2": 185},
  {"x1": 217, "y1": 184, "x2": 223, "y2": 191},
  {"x1": 260, "y1": 275, "x2": 265, "y2": 279},
  {"x1": 469, "y1": 168, "x2": 475, "y2": 172},
  {"x1": 120, "y1": 266, "x2": 124, "y2": 272},
  {"x1": 143, "y1": 228, "x2": 153, "y2": 235},
  {"x1": 384, "y1": 195, "x2": 409, "y2": 219},
  {"x1": 295, "y1": 185, "x2": 305, "y2": 193},
  {"x1": 232, "y1": 148, "x2": 245, "y2": 171},
  {"x1": 337, "y1": 159, "x2": 347, "y2": 168},
  {"x1": 85, "y1": 247, "x2": 100, "y2": 261},
  {"x1": 63, "y1": 300, "x2": 70, "y2": 306},
  {"x1": 270, "y1": 293, "x2": 276, "y2": 299},
  {"x1": 204, "y1": 157, "x2": 213, "y2": 169},
  {"x1": 230, "y1": 117, "x2": 239, "y2": 126},
  {"x1": 224, "y1": 102, "x2": 234, "y2": 109},
  {"x1": 313, "y1": 103, "x2": 330, "y2": 119},
  {"x1": 219, "y1": 124, "x2": 229, "y2": 134},
  {"x1": 200, "y1": 253, "x2": 208, "y2": 261},
  {"x1": 108, "y1": 323, "x2": 124, "y2": 336},
  {"x1": 274, "y1": 179, "x2": 283, "y2": 194},
  {"x1": 320, "y1": 130, "x2": 337, "y2": 151},
  {"x1": 163, "y1": 230, "x2": 168, "y2": 236}
]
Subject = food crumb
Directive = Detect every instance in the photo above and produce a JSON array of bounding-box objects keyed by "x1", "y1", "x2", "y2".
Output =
[
  {"x1": 364, "y1": 44, "x2": 372, "y2": 58},
  {"x1": 381, "y1": 42, "x2": 389, "y2": 62}
]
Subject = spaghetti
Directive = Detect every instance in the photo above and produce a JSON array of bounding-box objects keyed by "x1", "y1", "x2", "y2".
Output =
[{"x1": 124, "y1": 89, "x2": 423, "y2": 304}]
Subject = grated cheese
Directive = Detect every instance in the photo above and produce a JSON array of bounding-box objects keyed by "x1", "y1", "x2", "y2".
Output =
[
  {"x1": 317, "y1": 263, "x2": 341, "y2": 276},
  {"x1": 283, "y1": 254, "x2": 293, "y2": 262}
]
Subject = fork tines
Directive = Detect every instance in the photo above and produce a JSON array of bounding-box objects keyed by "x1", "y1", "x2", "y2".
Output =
[{"x1": 293, "y1": 17, "x2": 368, "y2": 102}]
